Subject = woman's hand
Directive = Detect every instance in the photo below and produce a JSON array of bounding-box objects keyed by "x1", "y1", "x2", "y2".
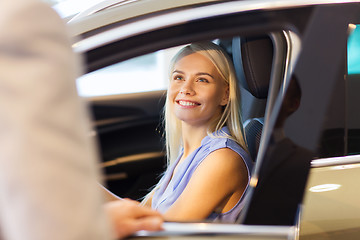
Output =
[{"x1": 105, "y1": 198, "x2": 163, "y2": 239}]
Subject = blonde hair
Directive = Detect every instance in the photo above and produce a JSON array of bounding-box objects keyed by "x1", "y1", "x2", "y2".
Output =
[{"x1": 164, "y1": 42, "x2": 248, "y2": 164}]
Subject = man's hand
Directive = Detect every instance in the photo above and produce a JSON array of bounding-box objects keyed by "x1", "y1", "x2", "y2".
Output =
[{"x1": 105, "y1": 199, "x2": 163, "y2": 239}]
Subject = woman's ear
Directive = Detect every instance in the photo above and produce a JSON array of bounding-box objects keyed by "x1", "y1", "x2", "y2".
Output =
[{"x1": 220, "y1": 86, "x2": 229, "y2": 106}]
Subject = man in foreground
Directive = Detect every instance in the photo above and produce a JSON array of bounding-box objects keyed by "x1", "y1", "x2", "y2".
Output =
[{"x1": 0, "y1": 0, "x2": 162, "y2": 239}]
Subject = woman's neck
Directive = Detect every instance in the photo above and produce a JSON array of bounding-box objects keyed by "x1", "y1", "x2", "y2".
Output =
[{"x1": 180, "y1": 124, "x2": 209, "y2": 160}]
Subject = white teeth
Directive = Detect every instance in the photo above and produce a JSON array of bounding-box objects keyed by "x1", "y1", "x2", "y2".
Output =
[{"x1": 179, "y1": 101, "x2": 196, "y2": 106}]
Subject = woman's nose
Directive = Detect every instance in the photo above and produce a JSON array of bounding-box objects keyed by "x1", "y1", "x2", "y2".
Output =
[{"x1": 179, "y1": 81, "x2": 195, "y2": 95}]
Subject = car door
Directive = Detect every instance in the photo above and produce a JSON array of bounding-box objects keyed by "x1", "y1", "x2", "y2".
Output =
[{"x1": 69, "y1": 0, "x2": 360, "y2": 239}]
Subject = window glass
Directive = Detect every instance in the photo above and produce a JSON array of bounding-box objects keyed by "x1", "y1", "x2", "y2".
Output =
[
  {"x1": 317, "y1": 74, "x2": 346, "y2": 158},
  {"x1": 77, "y1": 46, "x2": 182, "y2": 97},
  {"x1": 347, "y1": 24, "x2": 360, "y2": 155},
  {"x1": 316, "y1": 24, "x2": 360, "y2": 158},
  {"x1": 348, "y1": 24, "x2": 360, "y2": 74}
]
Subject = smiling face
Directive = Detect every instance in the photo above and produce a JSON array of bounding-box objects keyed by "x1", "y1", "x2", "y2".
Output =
[{"x1": 168, "y1": 52, "x2": 229, "y2": 127}]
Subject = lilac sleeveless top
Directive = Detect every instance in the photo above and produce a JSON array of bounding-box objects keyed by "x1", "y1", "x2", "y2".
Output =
[{"x1": 151, "y1": 127, "x2": 253, "y2": 223}]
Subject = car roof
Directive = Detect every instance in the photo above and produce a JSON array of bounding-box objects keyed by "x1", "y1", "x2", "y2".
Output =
[
  {"x1": 68, "y1": 0, "x2": 223, "y2": 22},
  {"x1": 68, "y1": 0, "x2": 360, "y2": 37},
  {"x1": 68, "y1": 0, "x2": 223, "y2": 34}
]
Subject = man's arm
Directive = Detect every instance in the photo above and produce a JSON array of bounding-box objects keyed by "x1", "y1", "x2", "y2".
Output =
[{"x1": 0, "y1": 1, "x2": 112, "y2": 240}]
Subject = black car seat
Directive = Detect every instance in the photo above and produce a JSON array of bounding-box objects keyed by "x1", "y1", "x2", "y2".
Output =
[
  {"x1": 243, "y1": 117, "x2": 264, "y2": 161},
  {"x1": 232, "y1": 35, "x2": 273, "y2": 161}
]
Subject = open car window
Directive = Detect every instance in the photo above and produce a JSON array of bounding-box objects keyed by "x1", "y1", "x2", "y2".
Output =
[{"x1": 83, "y1": 30, "x2": 305, "y2": 225}]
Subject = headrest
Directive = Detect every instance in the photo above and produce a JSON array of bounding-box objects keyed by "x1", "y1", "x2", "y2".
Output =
[{"x1": 232, "y1": 35, "x2": 273, "y2": 99}]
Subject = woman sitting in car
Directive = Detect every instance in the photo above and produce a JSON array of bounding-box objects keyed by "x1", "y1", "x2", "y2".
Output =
[{"x1": 140, "y1": 42, "x2": 253, "y2": 223}]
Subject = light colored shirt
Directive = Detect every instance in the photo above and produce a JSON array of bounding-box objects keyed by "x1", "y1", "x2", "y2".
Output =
[
  {"x1": 152, "y1": 127, "x2": 253, "y2": 223},
  {"x1": 0, "y1": 1, "x2": 111, "y2": 239}
]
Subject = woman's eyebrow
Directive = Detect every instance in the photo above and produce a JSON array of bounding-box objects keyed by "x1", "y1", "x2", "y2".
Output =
[
  {"x1": 172, "y1": 70, "x2": 215, "y2": 80},
  {"x1": 196, "y1": 72, "x2": 215, "y2": 80},
  {"x1": 172, "y1": 70, "x2": 184, "y2": 74}
]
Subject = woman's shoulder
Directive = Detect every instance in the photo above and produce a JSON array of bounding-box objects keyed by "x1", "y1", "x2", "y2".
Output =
[
  {"x1": 203, "y1": 130, "x2": 253, "y2": 170},
  {"x1": 206, "y1": 134, "x2": 247, "y2": 157},
  {"x1": 198, "y1": 147, "x2": 249, "y2": 187}
]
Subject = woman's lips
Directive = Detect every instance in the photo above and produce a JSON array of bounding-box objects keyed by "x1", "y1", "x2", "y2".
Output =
[{"x1": 176, "y1": 100, "x2": 200, "y2": 107}]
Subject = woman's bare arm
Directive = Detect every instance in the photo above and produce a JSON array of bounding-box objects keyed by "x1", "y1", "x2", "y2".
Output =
[{"x1": 163, "y1": 148, "x2": 248, "y2": 221}]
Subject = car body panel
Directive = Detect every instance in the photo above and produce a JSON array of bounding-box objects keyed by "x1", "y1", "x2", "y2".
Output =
[
  {"x1": 68, "y1": 0, "x2": 222, "y2": 23},
  {"x1": 300, "y1": 158, "x2": 360, "y2": 239}
]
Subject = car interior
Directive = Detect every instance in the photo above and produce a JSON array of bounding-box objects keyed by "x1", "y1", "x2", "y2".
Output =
[{"x1": 84, "y1": 34, "x2": 272, "y2": 199}]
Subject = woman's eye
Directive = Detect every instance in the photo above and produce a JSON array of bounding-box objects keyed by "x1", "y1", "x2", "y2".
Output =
[
  {"x1": 198, "y1": 78, "x2": 209, "y2": 83},
  {"x1": 173, "y1": 75, "x2": 183, "y2": 81}
]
